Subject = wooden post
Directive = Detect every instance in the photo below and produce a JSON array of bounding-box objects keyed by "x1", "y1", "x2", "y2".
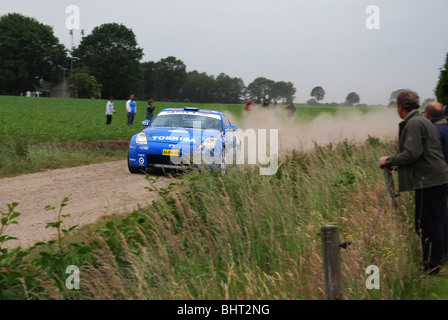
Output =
[
  {"x1": 383, "y1": 168, "x2": 397, "y2": 209},
  {"x1": 321, "y1": 225, "x2": 343, "y2": 300}
]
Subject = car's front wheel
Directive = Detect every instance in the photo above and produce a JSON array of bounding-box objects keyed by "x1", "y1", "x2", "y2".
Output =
[
  {"x1": 128, "y1": 162, "x2": 142, "y2": 174},
  {"x1": 128, "y1": 149, "x2": 143, "y2": 174}
]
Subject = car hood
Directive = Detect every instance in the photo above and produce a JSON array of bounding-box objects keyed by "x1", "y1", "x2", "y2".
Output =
[{"x1": 143, "y1": 126, "x2": 221, "y2": 145}]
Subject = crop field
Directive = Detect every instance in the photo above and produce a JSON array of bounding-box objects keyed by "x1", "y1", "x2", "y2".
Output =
[{"x1": 0, "y1": 95, "x2": 365, "y2": 144}]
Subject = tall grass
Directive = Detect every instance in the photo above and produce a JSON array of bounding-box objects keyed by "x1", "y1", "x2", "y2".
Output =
[{"x1": 1, "y1": 137, "x2": 440, "y2": 300}]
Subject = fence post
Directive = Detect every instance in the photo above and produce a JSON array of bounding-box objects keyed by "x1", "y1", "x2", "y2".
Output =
[
  {"x1": 383, "y1": 168, "x2": 397, "y2": 209},
  {"x1": 321, "y1": 225, "x2": 343, "y2": 300}
]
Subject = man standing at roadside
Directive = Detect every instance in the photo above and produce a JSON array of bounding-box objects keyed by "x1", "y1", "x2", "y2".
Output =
[
  {"x1": 423, "y1": 102, "x2": 448, "y2": 164},
  {"x1": 423, "y1": 101, "x2": 448, "y2": 263},
  {"x1": 126, "y1": 94, "x2": 137, "y2": 125},
  {"x1": 378, "y1": 90, "x2": 448, "y2": 275}
]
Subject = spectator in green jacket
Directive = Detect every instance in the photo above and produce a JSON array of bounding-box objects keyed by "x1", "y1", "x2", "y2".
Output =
[{"x1": 379, "y1": 90, "x2": 448, "y2": 275}]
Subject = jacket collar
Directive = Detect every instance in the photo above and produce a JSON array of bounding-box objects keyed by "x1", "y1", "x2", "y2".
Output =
[
  {"x1": 432, "y1": 116, "x2": 447, "y2": 125},
  {"x1": 400, "y1": 109, "x2": 420, "y2": 125}
]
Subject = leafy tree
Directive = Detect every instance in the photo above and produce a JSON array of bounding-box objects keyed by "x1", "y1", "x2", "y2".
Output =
[
  {"x1": 345, "y1": 92, "x2": 360, "y2": 106},
  {"x1": 436, "y1": 52, "x2": 448, "y2": 106},
  {"x1": 245, "y1": 77, "x2": 275, "y2": 103},
  {"x1": 181, "y1": 71, "x2": 216, "y2": 103},
  {"x1": 138, "y1": 61, "x2": 155, "y2": 99},
  {"x1": 307, "y1": 98, "x2": 318, "y2": 106},
  {"x1": 310, "y1": 86, "x2": 325, "y2": 103},
  {"x1": 67, "y1": 67, "x2": 102, "y2": 99},
  {"x1": 215, "y1": 73, "x2": 245, "y2": 104},
  {"x1": 421, "y1": 98, "x2": 435, "y2": 108},
  {"x1": 389, "y1": 89, "x2": 408, "y2": 101},
  {"x1": 271, "y1": 81, "x2": 296, "y2": 103},
  {"x1": 0, "y1": 13, "x2": 68, "y2": 95},
  {"x1": 152, "y1": 56, "x2": 187, "y2": 101},
  {"x1": 73, "y1": 23, "x2": 143, "y2": 99},
  {"x1": 388, "y1": 89, "x2": 408, "y2": 107}
]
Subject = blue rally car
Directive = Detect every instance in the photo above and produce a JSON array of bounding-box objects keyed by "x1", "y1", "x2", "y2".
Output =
[{"x1": 128, "y1": 107, "x2": 241, "y2": 175}]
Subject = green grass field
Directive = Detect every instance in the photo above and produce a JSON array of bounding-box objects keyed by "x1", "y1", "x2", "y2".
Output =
[
  {"x1": 0, "y1": 95, "x2": 371, "y2": 143},
  {"x1": 0, "y1": 96, "x2": 247, "y2": 177},
  {"x1": 0, "y1": 96, "x2": 245, "y2": 144}
]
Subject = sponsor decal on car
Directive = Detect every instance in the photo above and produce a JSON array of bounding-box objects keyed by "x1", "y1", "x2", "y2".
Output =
[{"x1": 151, "y1": 136, "x2": 197, "y2": 143}]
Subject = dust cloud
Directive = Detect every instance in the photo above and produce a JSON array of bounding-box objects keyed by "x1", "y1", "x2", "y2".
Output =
[{"x1": 227, "y1": 107, "x2": 400, "y2": 156}]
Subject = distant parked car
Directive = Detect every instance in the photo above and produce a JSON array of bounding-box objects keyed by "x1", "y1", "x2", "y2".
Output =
[{"x1": 128, "y1": 107, "x2": 241, "y2": 175}]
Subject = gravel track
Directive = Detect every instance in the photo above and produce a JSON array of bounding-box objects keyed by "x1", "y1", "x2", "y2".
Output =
[{"x1": 0, "y1": 160, "x2": 170, "y2": 248}]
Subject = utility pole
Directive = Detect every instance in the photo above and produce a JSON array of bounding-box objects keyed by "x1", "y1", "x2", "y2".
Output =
[{"x1": 70, "y1": 29, "x2": 74, "y2": 75}]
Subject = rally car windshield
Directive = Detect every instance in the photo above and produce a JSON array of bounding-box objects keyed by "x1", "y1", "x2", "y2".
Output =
[{"x1": 151, "y1": 113, "x2": 223, "y2": 131}]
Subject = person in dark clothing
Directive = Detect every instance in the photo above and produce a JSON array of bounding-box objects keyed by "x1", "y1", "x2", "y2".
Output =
[
  {"x1": 285, "y1": 103, "x2": 296, "y2": 122},
  {"x1": 424, "y1": 102, "x2": 448, "y2": 165},
  {"x1": 423, "y1": 101, "x2": 448, "y2": 263},
  {"x1": 379, "y1": 90, "x2": 448, "y2": 275},
  {"x1": 261, "y1": 99, "x2": 270, "y2": 108},
  {"x1": 146, "y1": 99, "x2": 155, "y2": 121}
]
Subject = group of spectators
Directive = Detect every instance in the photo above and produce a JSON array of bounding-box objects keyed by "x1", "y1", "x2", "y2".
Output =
[
  {"x1": 379, "y1": 90, "x2": 448, "y2": 276},
  {"x1": 105, "y1": 94, "x2": 156, "y2": 125},
  {"x1": 244, "y1": 98, "x2": 297, "y2": 121}
]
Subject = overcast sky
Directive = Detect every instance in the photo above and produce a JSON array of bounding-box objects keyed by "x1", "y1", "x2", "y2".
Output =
[{"x1": 2, "y1": 0, "x2": 448, "y2": 104}]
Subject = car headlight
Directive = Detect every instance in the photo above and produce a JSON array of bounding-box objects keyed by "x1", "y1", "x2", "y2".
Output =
[
  {"x1": 136, "y1": 133, "x2": 148, "y2": 144},
  {"x1": 200, "y1": 137, "x2": 218, "y2": 149}
]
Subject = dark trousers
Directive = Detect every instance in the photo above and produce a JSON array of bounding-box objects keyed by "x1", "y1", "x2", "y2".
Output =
[
  {"x1": 127, "y1": 112, "x2": 135, "y2": 125},
  {"x1": 415, "y1": 184, "x2": 448, "y2": 269},
  {"x1": 106, "y1": 114, "x2": 112, "y2": 125}
]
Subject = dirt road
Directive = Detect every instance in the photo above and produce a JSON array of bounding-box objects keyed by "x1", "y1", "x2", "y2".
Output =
[{"x1": 0, "y1": 160, "x2": 170, "y2": 248}]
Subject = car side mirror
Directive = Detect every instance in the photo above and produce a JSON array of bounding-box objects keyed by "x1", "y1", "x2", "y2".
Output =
[
  {"x1": 142, "y1": 120, "x2": 151, "y2": 126},
  {"x1": 227, "y1": 125, "x2": 238, "y2": 131}
]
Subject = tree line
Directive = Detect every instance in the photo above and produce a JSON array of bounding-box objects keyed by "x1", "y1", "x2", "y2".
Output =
[
  {"x1": 0, "y1": 13, "x2": 296, "y2": 103},
  {"x1": 1, "y1": 13, "x2": 447, "y2": 105}
]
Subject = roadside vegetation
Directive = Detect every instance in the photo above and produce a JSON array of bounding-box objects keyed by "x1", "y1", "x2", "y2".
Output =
[{"x1": 2, "y1": 136, "x2": 447, "y2": 300}]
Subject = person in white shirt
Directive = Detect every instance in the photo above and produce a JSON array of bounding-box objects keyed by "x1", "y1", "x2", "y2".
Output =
[{"x1": 105, "y1": 96, "x2": 116, "y2": 125}]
